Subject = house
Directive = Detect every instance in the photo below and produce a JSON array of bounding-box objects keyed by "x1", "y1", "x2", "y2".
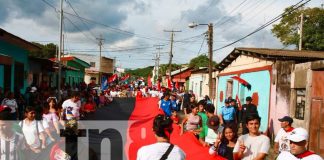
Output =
[
  {"x1": 70, "y1": 53, "x2": 115, "y2": 84},
  {"x1": 291, "y1": 60, "x2": 324, "y2": 156},
  {"x1": 0, "y1": 28, "x2": 40, "y2": 93},
  {"x1": 28, "y1": 57, "x2": 57, "y2": 88},
  {"x1": 171, "y1": 67, "x2": 192, "y2": 90},
  {"x1": 188, "y1": 67, "x2": 211, "y2": 101},
  {"x1": 215, "y1": 48, "x2": 324, "y2": 137},
  {"x1": 50, "y1": 56, "x2": 90, "y2": 87}
]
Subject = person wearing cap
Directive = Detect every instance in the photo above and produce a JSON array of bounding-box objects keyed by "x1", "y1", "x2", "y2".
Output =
[
  {"x1": 219, "y1": 99, "x2": 236, "y2": 127},
  {"x1": 274, "y1": 116, "x2": 294, "y2": 154},
  {"x1": 277, "y1": 128, "x2": 323, "y2": 160},
  {"x1": 239, "y1": 96, "x2": 258, "y2": 134},
  {"x1": 233, "y1": 114, "x2": 270, "y2": 160}
]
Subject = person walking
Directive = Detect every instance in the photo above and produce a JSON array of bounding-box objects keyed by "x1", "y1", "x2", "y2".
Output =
[{"x1": 239, "y1": 96, "x2": 258, "y2": 134}]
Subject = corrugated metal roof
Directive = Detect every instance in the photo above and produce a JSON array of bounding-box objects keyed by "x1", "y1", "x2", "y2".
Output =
[
  {"x1": 237, "y1": 48, "x2": 324, "y2": 59},
  {"x1": 216, "y1": 48, "x2": 324, "y2": 71}
]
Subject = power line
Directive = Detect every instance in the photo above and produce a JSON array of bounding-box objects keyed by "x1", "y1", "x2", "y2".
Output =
[
  {"x1": 40, "y1": 0, "x2": 170, "y2": 42},
  {"x1": 197, "y1": 37, "x2": 206, "y2": 55},
  {"x1": 64, "y1": 16, "x2": 97, "y2": 43},
  {"x1": 212, "y1": 0, "x2": 311, "y2": 52},
  {"x1": 65, "y1": 0, "x2": 97, "y2": 39}
]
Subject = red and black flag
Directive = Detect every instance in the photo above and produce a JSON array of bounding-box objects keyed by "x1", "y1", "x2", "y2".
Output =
[{"x1": 231, "y1": 76, "x2": 251, "y2": 91}]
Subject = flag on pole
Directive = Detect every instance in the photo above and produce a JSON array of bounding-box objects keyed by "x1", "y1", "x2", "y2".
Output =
[
  {"x1": 175, "y1": 81, "x2": 179, "y2": 90},
  {"x1": 108, "y1": 74, "x2": 118, "y2": 83},
  {"x1": 121, "y1": 74, "x2": 130, "y2": 81},
  {"x1": 157, "y1": 80, "x2": 161, "y2": 91},
  {"x1": 147, "y1": 75, "x2": 152, "y2": 88},
  {"x1": 101, "y1": 76, "x2": 108, "y2": 90},
  {"x1": 236, "y1": 95, "x2": 242, "y2": 110},
  {"x1": 167, "y1": 78, "x2": 172, "y2": 90}
]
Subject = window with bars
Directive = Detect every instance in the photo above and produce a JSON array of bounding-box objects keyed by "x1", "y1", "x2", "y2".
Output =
[
  {"x1": 226, "y1": 80, "x2": 233, "y2": 99},
  {"x1": 295, "y1": 89, "x2": 306, "y2": 120}
]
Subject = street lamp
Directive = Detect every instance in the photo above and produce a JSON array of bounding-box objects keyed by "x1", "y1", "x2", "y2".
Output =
[{"x1": 188, "y1": 22, "x2": 214, "y2": 98}]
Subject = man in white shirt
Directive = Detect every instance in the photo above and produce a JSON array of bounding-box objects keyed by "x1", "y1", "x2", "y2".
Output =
[
  {"x1": 277, "y1": 128, "x2": 323, "y2": 160},
  {"x1": 274, "y1": 116, "x2": 294, "y2": 154},
  {"x1": 233, "y1": 114, "x2": 270, "y2": 160},
  {"x1": 62, "y1": 92, "x2": 81, "y2": 120}
]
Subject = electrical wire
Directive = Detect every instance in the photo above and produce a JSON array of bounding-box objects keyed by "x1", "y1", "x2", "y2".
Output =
[
  {"x1": 211, "y1": 0, "x2": 311, "y2": 52},
  {"x1": 65, "y1": 0, "x2": 97, "y2": 39}
]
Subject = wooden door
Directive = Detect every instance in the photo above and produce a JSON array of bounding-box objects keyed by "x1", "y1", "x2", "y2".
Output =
[{"x1": 309, "y1": 98, "x2": 324, "y2": 157}]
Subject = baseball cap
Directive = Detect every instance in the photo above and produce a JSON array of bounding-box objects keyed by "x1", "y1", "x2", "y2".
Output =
[
  {"x1": 30, "y1": 86, "x2": 37, "y2": 93},
  {"x1": 246, "y1": 96, "x2": 252, "y2": 101},
  {"x1": 287, "y1": 128, "x2": 308, "y2": 142},
  {"x1": 278, "y1": 116, "x2": 293, "y2": 124}
]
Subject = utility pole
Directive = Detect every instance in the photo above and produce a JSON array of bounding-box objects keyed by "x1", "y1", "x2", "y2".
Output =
[
  {"x1": 97, "y1": 35, "x2": 104, "y2": 85},
  {"x1": 188, "y1": 22, "x2": 214, "y2": 97},
  {"x1": 154, "y1": 44, "x2": 163, "y2": 81},
  {"x1": 299, "y1": 13, "x2": 303, "y2": 51},
  {"x1": 58, "y1": 0, "x2": 63, "y2": 102},
  {"x1": 207, "y1": 23, "x2": 213, "y2": 98},
  {"x1": 164, "y1": 30, "x2": 181, "y2": 78}
]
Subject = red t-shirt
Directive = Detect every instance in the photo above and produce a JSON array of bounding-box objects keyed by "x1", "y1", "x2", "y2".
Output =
[{"x1": 84, "y1": 103, "x2": 95, "y2": 111}]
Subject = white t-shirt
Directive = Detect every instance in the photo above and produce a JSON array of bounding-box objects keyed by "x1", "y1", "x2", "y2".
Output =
[
  {"x1": 19, "y1": 120, "x2": 44, "y2": 149},
  {"x1": 233, "y1": 134, "x2": 270, "y2": 160},
  {"x1": 110, "y1": 91, "x2": 118, "y2": 97},
  {"x1": 277, "y1": 151, "x2": 323, "y2": 160},
  {"x1": 43, "y1": 112, "x2": 59, "y2": 131},
  {"x1": 150, "y1": 90, "x2": 159, "y2": 97},
  {"x1": 137, "y1": 142, "x2": 185, "y2": 160},
  {"x1": 205, "y1": 126, "x2": 224, "y2": 144},
  {"x1": 62, "y1": 99, "x2": 81, "y2": 120},
  {"x1": 275, "y1": 128, "x2": 293, "y2": 152}
]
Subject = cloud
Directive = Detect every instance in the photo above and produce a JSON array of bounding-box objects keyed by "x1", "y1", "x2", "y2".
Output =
[{"x1": 0, "y1": 0, "x2": 149, "y2": 45}]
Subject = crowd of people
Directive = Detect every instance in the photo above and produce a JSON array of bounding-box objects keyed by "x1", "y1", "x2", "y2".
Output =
[
  {"x1": 0, "y1": 80, "x2": 323, "y2": 160},
  {"x1": 137, "y1": 88, "x2": 323, "y2": 160}
]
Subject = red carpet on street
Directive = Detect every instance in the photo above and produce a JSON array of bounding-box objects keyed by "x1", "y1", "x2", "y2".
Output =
[{"x1": 126, "y1": 97, "x2": 226, "y2": 160}]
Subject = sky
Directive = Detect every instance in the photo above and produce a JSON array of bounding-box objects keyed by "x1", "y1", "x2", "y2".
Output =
[{"x1": 0, "y1": 0, "x2": 322, "y2": 69}]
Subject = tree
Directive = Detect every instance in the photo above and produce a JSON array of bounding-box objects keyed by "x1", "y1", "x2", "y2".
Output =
[
  {"x1": 189, "y1": 55, "x2": 217, "y2": 69},
  {"x1": 158, "y1": 64, "x2": 182, "y2": 77},
  {"x1": 30, "y1": 42, "x2": 58, "y2": 58},
  {"x1": 271, "y1": 7, "x2": 324, "y2": 51},
  {"x1": 125, "y1": 66, "x2": 154, "y2": 80}
]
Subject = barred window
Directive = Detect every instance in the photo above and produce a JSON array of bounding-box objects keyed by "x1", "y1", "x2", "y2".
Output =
[
  {"x1": 295, "y1": 89, "x2": 306, "y2": 120},
  {"x1": 226, "y1": 80, "x2": 233, "y2": 99}
]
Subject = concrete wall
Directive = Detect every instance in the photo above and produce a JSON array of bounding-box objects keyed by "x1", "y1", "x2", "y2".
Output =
[
  {"x1": 221, "y1": 55, "x2": 273, "y2": 73},
  {"x1": 189, "y1": 73, "x2": 209, "y2": 101},
  {"x1": 216, "y1": 70, "x2": 271, "y2": 132},
  {"x1": 0, "y1": 40, "x2": 29, "y2": 93}
]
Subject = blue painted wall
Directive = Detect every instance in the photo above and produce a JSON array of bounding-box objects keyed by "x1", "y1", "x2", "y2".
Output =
[
  {"x1": 216, "y1": 70, "x2": 271, "y2": 132},
  {"x1": 0, "y1": 40, "x2": 29, "y2": 93},
  {"x1": 0, "y1": 65, "x2": 3, "y2": 88}
]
